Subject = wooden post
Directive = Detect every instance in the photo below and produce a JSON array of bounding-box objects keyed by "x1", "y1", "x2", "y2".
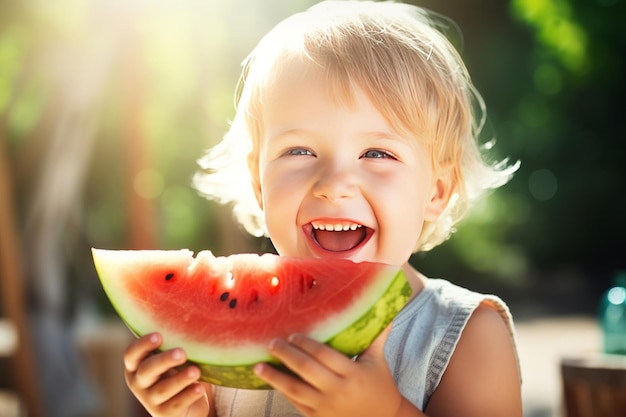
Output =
[{"x1": 0, "y1": 136, "x2": 46, "y2": 417}]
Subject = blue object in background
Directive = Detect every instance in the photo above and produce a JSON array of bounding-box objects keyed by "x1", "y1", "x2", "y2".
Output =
[{"x1": 599, "y1": 272, "x2": 626, "y2": 355}]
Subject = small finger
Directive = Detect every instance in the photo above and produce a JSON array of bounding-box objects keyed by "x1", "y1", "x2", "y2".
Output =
[
  {"x1": 124, "y1": 333, "x2": 162, "y2": 372},
  {"x1": 254, "y1": 362, "x2": 317, "y2": 398},
  {"x1": 148, "y1": 366, "x2": 201, "y2": 406},
  {"x1": 267, "y1": 337, "x2": 339, "y2": 389},
  {"x1": 132, "y1": 348, "x2": 188, "y2": 390},
  {"x1": 154, "y1": 381, "x2": 206, "y2": 416},
  {"x1": 287, "y1": 334, "x2": 348, "y2": 375}
]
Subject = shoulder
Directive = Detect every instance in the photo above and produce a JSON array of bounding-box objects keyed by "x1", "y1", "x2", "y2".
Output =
[
  {"x1": 421, "y1": 279, "x2": 517, "y2": 344},
  {"x1": 424, "y1": 302, "x2": 523, "y2": 417}
]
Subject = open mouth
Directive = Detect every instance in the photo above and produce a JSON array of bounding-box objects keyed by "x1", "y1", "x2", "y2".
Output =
[{"x1": 308, "y1": 221, "x2": 371, "y2": 253}]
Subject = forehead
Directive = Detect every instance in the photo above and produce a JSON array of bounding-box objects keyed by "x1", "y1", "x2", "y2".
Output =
[
  {"x1": 262, "y1": 58, "x2": 374, "y2": 121},
  {"x1": 262, "y1": 55, "x2": 353, "y2": 106},
  {"x1": 258, "y1": 54, "x2": 421, "y2": 147}
]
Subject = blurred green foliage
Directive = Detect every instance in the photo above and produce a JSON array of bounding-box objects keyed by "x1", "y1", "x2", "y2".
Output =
[
  {"x1": 2, "y1": 0, "x2": 624, "y2": 315},
  {"x1": 414, "y1": 0, "x2": 625, "y2": 308}
]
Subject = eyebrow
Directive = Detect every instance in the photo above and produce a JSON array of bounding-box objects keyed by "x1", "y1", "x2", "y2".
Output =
[
  {"x1": 361, "y1": 129, "x2": 415, "y2": 146},
  {"x1": 266, "y1": 127, "x2": 409, "y2": 143},
  {"x1": 266, "y1": 127, "x2": 307, "y2": 139}
]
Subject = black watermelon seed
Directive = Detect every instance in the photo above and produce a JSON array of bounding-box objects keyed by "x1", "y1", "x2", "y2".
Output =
[
  {"x1": 229, "y1": 299, "x2": 237, "y2": 308},
  {"x1": 220, "y1": 292, "x2": 230, "y2": 302},
  {"x1": 165, "y1": 273, "x2": 175, "y2": 281}
]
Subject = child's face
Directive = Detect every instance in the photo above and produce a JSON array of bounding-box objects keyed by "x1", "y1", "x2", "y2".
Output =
[{"x1": 254, "y1": 63, "x2": 449, "y2": 266}]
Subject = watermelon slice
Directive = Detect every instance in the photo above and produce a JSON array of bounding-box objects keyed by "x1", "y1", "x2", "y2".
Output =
[{"x1": 92, "y1": 248, "x2": 410, "y2": 389}]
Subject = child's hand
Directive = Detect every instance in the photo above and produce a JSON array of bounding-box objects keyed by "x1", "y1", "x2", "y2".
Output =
[
  {"x1": 254, "y1": 326, "x2": 413, "y2": 417},
  {"x1": 123, "y1": 332, "x2": 210, "y2": 417}
]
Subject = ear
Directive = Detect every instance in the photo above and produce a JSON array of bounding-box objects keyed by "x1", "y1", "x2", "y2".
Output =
[{"x1": 424, "y1": 165, "x2": 457, "y2": 222}]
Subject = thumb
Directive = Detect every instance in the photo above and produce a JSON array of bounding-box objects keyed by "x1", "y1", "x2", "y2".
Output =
[{"x1": 358, "y1": 323, "x2": 392, "y2": 362}]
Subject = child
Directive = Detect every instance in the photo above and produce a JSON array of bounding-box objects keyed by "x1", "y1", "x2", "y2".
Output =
[{"x1": 122, "y1": 1, "x2": 522, "y2": 416}]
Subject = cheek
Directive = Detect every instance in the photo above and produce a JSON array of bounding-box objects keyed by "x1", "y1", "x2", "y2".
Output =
[
  {"x1": 260, "y1": 169, "x2": 294, "y2": 210},
  {"x1": 261, "y1": 195, "x2": 302, "y2": 258},
  {"x1": 374, "y1": 185, "x2": 428, "y2": 263},
  {"x1": 385, "y1": 212, "x2": 424, "y2": 263},
  {"x1": 260, "y1": 171, "x2": 302, "y2": 236},
  {"x1": 260, "y1": 162, "x2": 315, "y2": 207}
]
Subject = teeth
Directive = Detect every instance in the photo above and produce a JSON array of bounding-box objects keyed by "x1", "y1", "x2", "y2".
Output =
[{"x1": 312, "y1": 222, "x2": 363, "y2": 231}]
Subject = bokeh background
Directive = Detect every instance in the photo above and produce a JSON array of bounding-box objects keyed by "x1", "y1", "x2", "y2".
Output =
[{"x1": 0, "y1": 0, "x2": 624, "y2": 416}]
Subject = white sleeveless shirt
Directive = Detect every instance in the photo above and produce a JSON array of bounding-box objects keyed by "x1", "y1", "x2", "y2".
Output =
[{"x1": 212, "y1": 278, "x2": 518, "y2": 416}]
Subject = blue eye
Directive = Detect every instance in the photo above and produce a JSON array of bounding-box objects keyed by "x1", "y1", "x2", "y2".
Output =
[
  {"x1": 362, "y1": 149, "x2": 395, "y2": 159},
  {"x1": 284, "y1": 148, "x2": 314, "y2": 156}
]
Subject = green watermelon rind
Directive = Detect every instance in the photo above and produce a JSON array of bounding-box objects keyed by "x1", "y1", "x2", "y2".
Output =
[
  {"x1": 327, "y1": 268, "x2": 410, "y2": 355},
  {"x1": 193, "y1": 269, "x2": 410, "y2": 389}
]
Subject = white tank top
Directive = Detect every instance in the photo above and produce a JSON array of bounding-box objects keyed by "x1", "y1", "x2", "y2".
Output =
[{"x1": 212, "y1": 278, "x2": 518, "y2": 416}]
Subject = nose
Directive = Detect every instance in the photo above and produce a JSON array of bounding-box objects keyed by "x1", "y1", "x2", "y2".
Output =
[{"x1": 312, "y1": 161, "x2": 358, "y2": 203}]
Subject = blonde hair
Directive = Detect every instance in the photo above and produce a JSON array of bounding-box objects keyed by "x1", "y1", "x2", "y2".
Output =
[{"x1": 194, "y1": 0, "x2": 518, "y2": 252}]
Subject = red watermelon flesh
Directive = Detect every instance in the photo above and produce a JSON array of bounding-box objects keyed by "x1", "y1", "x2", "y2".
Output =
[{"x1": 92, "y1": 248, "x2": 410, "y2": 388}]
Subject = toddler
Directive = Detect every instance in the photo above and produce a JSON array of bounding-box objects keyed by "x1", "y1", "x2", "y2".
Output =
[{"x1": 123, "y1": 1, "x2": 522, "y2": 416}]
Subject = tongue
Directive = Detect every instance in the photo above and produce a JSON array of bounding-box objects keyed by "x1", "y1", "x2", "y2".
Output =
[{"x1": 313, "y1": 228, "x2": 366, "y2": 252}]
